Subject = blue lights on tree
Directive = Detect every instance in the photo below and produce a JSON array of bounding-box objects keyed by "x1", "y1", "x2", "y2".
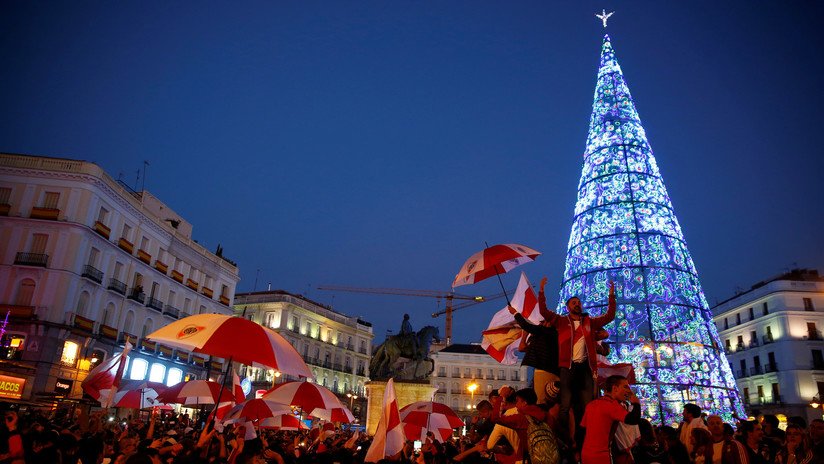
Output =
[{"x1": 557, "y1": 35, "x2": 745, "y2": 425}]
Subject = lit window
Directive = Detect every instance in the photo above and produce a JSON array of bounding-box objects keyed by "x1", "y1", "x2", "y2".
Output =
[
  {"x1": 149, "y1": 363, "x2": 166, "y2": 383},
  {"x1": 130, "y1": 359, "x2": 149, "y2": 380},
  {"x1": 61, "y1": 341, "x2": 79, "y2": 366},
  {"x1": 167, "y1": 368, "x2": 183, "y2": 387}
]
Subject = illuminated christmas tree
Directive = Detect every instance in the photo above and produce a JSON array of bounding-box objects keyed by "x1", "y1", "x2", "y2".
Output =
[{"x1": 557, "y1": 34, "x2": 744, "y2": 424}]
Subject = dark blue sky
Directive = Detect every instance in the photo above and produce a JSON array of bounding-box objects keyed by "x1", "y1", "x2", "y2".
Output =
[{"x1": 3, "y1": 2, "x2": 823, "y2": 343}]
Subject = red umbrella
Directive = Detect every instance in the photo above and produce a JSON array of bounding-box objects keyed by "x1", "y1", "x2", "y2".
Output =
[
  {"x1": 452, "y1": 244, "x2": 541, "y2": 288},
  {"x1": 403, "y1": 423, "x2": 454, "y2": 442},
  {"x1": 399, "y1": 401, "x2": 463, "y2": 441},
  {"x1": 259, "y1": 414, "x2": 308, "y2": 430},
  {"x1": 310, "y1": 406, "x2": 355, "y2": 423},
  {"x1": 111, "y1": 380, "x2": 169, "y2": 409},
  {"x1": 261, "y1": 381, "x2": 344, "y2": 412},
  {"x1": 222, "y1": 399, "x2": 292, "y2": 424},
  {"x1": 156, "y1": 380, "x2": 237, "y2": 405},
  {"x1": 146, "y1": 314, "x2": 311, "y2": 378}
]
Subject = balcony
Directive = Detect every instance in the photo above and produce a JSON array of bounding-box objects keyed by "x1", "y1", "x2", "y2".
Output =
[
  {"x1": 812, "y1": 361, "x2": 824, "y2": 370},
  {"x1": 73, "y1": 314, "x2": 95, "y2": 334},
  {"x1": 81, "y1": 265, "x2": 103, "y2": 284},
  {"x1": 749, "y1": 366, "x2": 763, "y2": 376},
  {"x1": 163, "y1": 305, "x2": 180, "y2": 319},
  {"x1": 749, "y1": 339, "x2": 759, "y2": 348},
  {"x1": 356, "y1": 368, "x2": 366, "y2": 376},
  {"x1": 158, "y1": 345, "x2": 174, "y2": 358},
  {"x1": 763, "y1": 363, "x2": 779, "y2": 373},
  {"x1": 107, "y1": 278, "x2": 127, "y2": 295},
  {"x1": 146, "y1": 297, "x2": 164, "y2": 312},
  {"x1": 219, "y1": 295, "x2": 230, "y2": 306},
  {"x1": 1, "y1": 305, "x2": 35, "y2": 320},
  {"x1": 202, "y1": 287, "x2": 213, "y2": 298},
  {"x1": 807, "y1": 331, "x2": 823, "y2": 341},
  {"x1": 93, "y1": 221, "x2": 111, "y2": 239},
  {"x1": 763, "y1": 334, "x2": 774, "y2": 344},
  {"x1": 30, "y1": 206, "x2": 59, "y2": 220},
  {"x1": 118, "y1": 237, "x2": 134, "y2": 254},
  {"x1": 736, "y1": 342, "x2": 745, "y2": 352},
  {"x1": 186, "y1": 278, "x2": 199, "y2": 291},
  {"x1": 127, "y1": 288, "x2": 146, "y2": 304},
  {"x1": 359, "y1": 347, "x2": 368, "y2": 355},
  {"x1": 736, "y1": 369, "x2": 747, "y2": 378},
  {"x1": 137, "y1": 249, "x2": 152, "y2": 265},
  {"x1": 155, "y1": 260, "x2": 168, "y2": 274},
  {"x1": 171, "y1": 270, "x2": 184, "y2": 283},
  {"x1": 347, "y1": 343, "x2": 355, "y2": 351},
  {"x1": 119, "y1": 333, "x2": 137, "y2": 346},
  {"x1": 99, "y1": 324, "x2": 119, "y2": 341},
  {"x1": 14, "y1": 252, "x2": 48, "y2": 267},
  {"x1": 140, "y1": 340, "x2": 157, "y2": 352},
  {"x1": 761, "y1": 395, "x2": 782, "y2": 405}
]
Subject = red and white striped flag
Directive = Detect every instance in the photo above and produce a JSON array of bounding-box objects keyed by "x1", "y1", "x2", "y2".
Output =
[
  {"x1": 365, "y1": 378, "x2": 404, "y2": 463},
  {"x1": 81, "y1": 342, "x2": 133, "y2": 408},
  {"x1": 481, "y1": 273, "x2": 541, "y2": 364},
  {"x1": 216, "y1": 370, "x2": 245, "y2": 421}
]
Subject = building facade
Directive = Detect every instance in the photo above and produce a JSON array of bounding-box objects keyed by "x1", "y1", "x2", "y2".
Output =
[
  {"x1": 233, "y1": 291, "x2": 373, "y2": 414},
  {"x1": 712, "y1": 269, "x2": 824, "y2": 424},
  {"x1": 430, "y1": 343, "x2": 529, "y2": 421},
  {"x1": 0, "y1": 153, "x2": 240, "y2": 405}
]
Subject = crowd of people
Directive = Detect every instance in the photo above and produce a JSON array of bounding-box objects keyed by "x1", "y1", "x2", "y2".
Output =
[{"x1": 1, "y1": 277, "x2": 822, "y2": 463}]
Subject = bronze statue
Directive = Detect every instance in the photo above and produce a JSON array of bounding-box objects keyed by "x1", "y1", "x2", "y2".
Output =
[{"x1": 369, "y1": 318, "x2": 440, "y2": 380}]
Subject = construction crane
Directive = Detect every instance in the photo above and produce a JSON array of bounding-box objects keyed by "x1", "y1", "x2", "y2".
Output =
[{"x1": 316, "y1": 285, "x2": 507, "y2": 345}]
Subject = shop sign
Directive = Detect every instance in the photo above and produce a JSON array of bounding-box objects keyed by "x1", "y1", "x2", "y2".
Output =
[
  {"x1": 0, "y1": 374, "x2": 26, "y2": 399},
  {"x1": 55, "y1": 378, "x2": 73, "y2": 395}
]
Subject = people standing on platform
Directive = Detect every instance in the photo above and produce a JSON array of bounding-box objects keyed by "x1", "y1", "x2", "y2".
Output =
[
  {"x1": 506, "y1": 301, "x2": 559, "y2": 405},
  {"x1": 537, "y1": 276, "x2": 617, "y2": 445}
]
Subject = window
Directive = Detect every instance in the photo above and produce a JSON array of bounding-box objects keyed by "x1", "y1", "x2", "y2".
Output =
[
  {"x1": 725, "y1": 339, "x2": 731, "y2": 350},
  {"x1": 765, "y1": 326, "x2": 773, "y2": 342},
  {"x1": 464, "y1": 368, "x2": 471, "y2": 378},
  {"x1": 804, "y1": 298, "x2": 815, "y2": 311},
  {"x1": 114, "y1": 262, "x2": 124, "y2": 280},
  {"x1": 97, "y1": 206, "x2": 109, "y2": 223},
  {"x1": 167, "y1": 368, "x2": 183, "y2": 387},
  {"x1": 61, "y1": 341, "x2": 80, "y2": 366},
  {"x1": 771, "y1": 383, "x2": 780, "y2": 402},
  {"x1": 102, "y1": 303, "x2": 115, "y2": 326},
  {"x1": 122, "y1": 223, "x2": 132, "y2": 241},
  {"x1": 149, "y1": 363, "x2": 166, "y2": 383},
  {"x1": 130, "y1": 359, "x2": 148, "y2": 380},
  {"x1": 123, "y1": 310, "x2": 135, "y2": 334},
  {"x1": 762, "y1": 302, "x2": 769, "y2": 315},
  {"x1": 808, "y1": 322, "x2": 819, "y2": 340},
  {"x1": 42, "y1": 191, "x2": 60, "y2": 209},
  {"x1": 140, "y1": 236, "x2": 149, "y2": 251},
  {"x1": 438, "y1": 366, "x2": 446, "y2": 377},
  {"x1": 0, "y1": 333, "x2": 25, "y2": 360},
  {"x1": 750, "y1": 331, "x2": 757, "y2": 346},
  {"x1": 76, "y1": 291, "x2": 90, "y2": 317},
  {"x1": 757, "y1": 385, "x2": 764, "y2": 400},
  {"x1": 30, "y1": 233, "x2": 48, "y2": 253},
  {"x1": 0, "y1": 187, "x2": 11, "y2": 204},
  {"x1": 87, "y1": 247, "x2": 100, "y2": 266},
  {"x1": 748, "y1": 307, "x2": 754, "y2": 320},
  {"x1": 735, "y1": 313, "x2": 741, "y2": 325},
  {"x1": 476, "y1": 368, "x2": 482, "y2": 378},
  {"x1": 512, "y1": 370, "x2": 520, "y2": 381},
  {"x1": 736, "y1": 335, "x2": 744, "y2": 350},
  {"x1": 739, "y1": 359, "x2": 746, "y2": 373},
  {"x1": 743, "y1": 387, "x2": 750, "y2": 403},
  {"x1": 291, "y1": 316, "x2": 299, "y2": 330},
  {"x1": 723, "y1": 318, "x2": 728, "y2": 330},
  {"x1": 499, "y1": 369, "x2": 505, "y2": 380},
  {"x1": 488, "y1": 369, "x2": 494, "y2": 379},
  {"x1": 142, "y1": 319, "x2": 154, "y2": 339},
  {"x1": 453, "y1": 367, "x2": 460, "y2": 377},
  {"x1": 813, "y1": 350, "x2": 824, "y2": 368}
]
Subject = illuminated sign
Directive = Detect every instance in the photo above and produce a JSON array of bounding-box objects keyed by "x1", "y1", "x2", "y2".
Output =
[
  {"x1": 0, "y1": 374, "x2": 26, "y2": 399},
  {"x1": 55, "y1": 378, "x2": 73, "y2": 395}
]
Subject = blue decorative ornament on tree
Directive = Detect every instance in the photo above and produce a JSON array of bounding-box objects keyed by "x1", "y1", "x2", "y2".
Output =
[{"x1": 557, "y1": 34, "x2": 745, "y2": 424}]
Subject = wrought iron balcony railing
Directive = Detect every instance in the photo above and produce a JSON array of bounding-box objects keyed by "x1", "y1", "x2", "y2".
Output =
[
  {"x1": 107, "y1": 278, "x2": 127, "y2": 295},
  {"x1": 14, "y1": 252, "x2": 48, "y2": 267},
  {"x1": 81, "y1": 264, "x2": 103, "y2": 284}
]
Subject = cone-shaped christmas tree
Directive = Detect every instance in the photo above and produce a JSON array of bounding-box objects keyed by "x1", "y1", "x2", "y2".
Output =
[{"x1": 557, "y1": 35, "x2": 744, "y2": 424}]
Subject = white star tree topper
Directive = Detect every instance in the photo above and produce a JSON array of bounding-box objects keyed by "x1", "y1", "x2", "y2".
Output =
[{"x1": 596, "y1": 9, "x2": 614, "y2": 28}]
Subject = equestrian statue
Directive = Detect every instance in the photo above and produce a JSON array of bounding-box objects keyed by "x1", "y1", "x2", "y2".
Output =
[{"x1": 370, "y1": 314, "x2": 440, "y2": 380}]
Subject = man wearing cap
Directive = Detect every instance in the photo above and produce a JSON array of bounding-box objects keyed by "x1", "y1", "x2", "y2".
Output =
[{"x1": 538, "y1": 276, "x2": 617, "y2": 445}]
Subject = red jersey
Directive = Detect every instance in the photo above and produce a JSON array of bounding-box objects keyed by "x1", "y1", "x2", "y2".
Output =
[{"x1": 580, "y1": 396, "x2": 630, "y2": 464}]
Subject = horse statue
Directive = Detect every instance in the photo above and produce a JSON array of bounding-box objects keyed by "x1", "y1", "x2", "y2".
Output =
[{"x1": 369, "y1": 325, "x2": 440, "y2": 380}]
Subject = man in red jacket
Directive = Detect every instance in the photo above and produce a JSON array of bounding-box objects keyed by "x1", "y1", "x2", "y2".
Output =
[{"x1": 538, "y1": 277, "x2": 616, "y2": 446}]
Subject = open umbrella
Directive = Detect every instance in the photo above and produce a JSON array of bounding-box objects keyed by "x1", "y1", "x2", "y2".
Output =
[
  {"x1": 259, "y1": 414, "x2": 308, "y2": 430},
  {"x1": 310, "y1": 406, "x2": 355, "y2": 423},
  {"x1": 156, "y1": 380, "x2": 237, "y2": 405},
  {"x1": 146, "y1": 314, "x2": 311, "y2": 378},
  {"x1": 262, "y1": 381, "x2": 344, "y2": 412},
  {"x1": 399, "y1": 401, "x2": 463, "y2": 442},
  {"x1": 111, "y1": 380, "x2": 169, "y2": 409},
  {"x1": 452, "y1": 243, "x2": 541, "y2": 289},
  {"x1": 222, "y1": 398, "x2": 292, "y2": 424}
]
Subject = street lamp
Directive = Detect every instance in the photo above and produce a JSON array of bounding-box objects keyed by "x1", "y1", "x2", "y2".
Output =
[
  {"x1": 346, "y1": 392, "x2": 358, "y2": 409},
  {"x1": 811, "y1": 394, "x2": 821, "y2": 409},
  {"x1": 467, "y1": 382, "x2": 478, "y2": 408}
]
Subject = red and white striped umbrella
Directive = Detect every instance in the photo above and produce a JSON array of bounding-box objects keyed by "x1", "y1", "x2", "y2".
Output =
[
  {"x1": 259, "y1": 414, "x2": 308, "y2": 430},
  {"x1": 310, "y1": 406, "x2": 355, "y2": 423},
  {"x1": 111, "y1": 380, "x2": 169, "y2": 409},
  {"x1": 399, "y1": 401, "x2": 463, "y2": 441},
  {"x1": 146, "y1": 314, "x2": 311, "y2": 378},
  {"x1": 261, "y1": 381, "x2": 344, "y2": 412},
  {"x1": 222, "y1": 399, "x2": 292, "y2": 424},
  {"x1": 403, "y1": 423, "x2": 454, "y2": 442},
  {"x1": 156, "y1": 380, "x2": 237, "y2": 405},
  {"x1": 452, "y1": 244, "x2": 541, "y2": 288}
]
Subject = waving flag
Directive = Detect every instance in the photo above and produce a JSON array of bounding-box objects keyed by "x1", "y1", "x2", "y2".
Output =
[
  {"x1": 481, "y1": 273, "x2": 541, "y2": 364},
  {"x1": 81, "y1": 342, "x2": 133, "y2": 408},
  {"x1": 365, "y1": 378, "x2": 404, "y2": 463}
]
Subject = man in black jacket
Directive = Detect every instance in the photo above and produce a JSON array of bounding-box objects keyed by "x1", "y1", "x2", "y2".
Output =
[{"x1": 507, "y1": 304, "x2": 559, "y2": 405}]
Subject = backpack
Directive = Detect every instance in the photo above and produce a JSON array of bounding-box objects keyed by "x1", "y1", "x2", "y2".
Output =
[{"x1": 526, "y1": 414, "x2": 559, "y2": 464}]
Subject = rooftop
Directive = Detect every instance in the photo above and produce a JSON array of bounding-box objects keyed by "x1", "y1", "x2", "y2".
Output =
[
  {"x1": 713, "y1": 268, "x2": 823, "y2": 309},
  {"x1": 435, "y1": 343, "x2": 487, "y2": 355}
]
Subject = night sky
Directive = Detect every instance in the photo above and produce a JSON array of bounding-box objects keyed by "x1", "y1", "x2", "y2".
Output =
[{"x1": 2, "y1": 2, "x2": 823, "y2": 344}]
